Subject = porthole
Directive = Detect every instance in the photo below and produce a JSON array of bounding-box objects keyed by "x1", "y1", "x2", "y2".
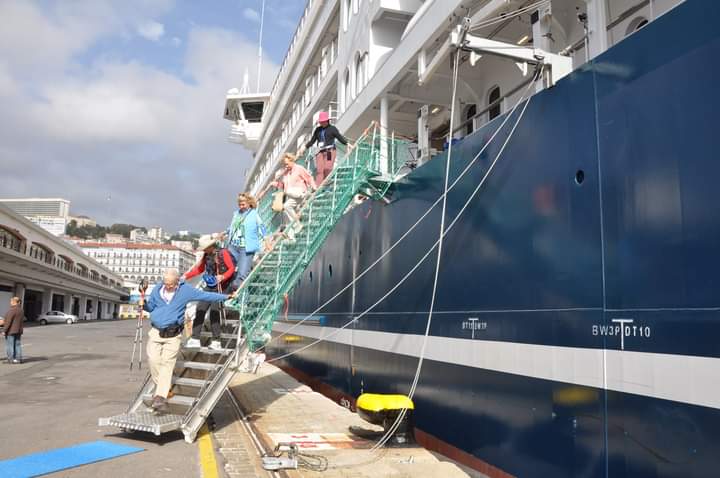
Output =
[
  {"x1": 575, "y1": 170, "x2": 585, "y2": 185},
  {"x1": 329, "y1": 264, "x2": 333, "y2": 277}
]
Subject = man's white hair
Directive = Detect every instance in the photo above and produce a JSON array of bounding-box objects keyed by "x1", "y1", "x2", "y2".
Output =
[{"x1": 164, "y1": 268, "x2": 180, "y2": 282}]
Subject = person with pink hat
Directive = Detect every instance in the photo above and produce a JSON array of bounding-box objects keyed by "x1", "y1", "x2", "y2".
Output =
[{"x1": 299, "y1": 111, "x2": 349, "y2": 184}]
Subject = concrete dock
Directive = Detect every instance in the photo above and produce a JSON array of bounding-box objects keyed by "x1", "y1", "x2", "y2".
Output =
[{"x1": 211, "y1": 362, "x2": 484, "y2": 478}]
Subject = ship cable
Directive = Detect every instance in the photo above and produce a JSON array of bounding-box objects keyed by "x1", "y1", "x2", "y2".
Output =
[
  {"x1": 373, "y1": 46, "x2": 462, "y2": 452},
  {"x1": 267, "y1": 73, "x2": 539, "y2": 467},
  {"x1": 469, "y1": 0, "x2": 551, "y2": 32},
  {"x1": 371, "y1": 63, "x2": 542, "y2": 454},
  {"x1": 328, "y1": 64, "x2": 542, "y2": 467},
  {"x1": 262, "y1": 65, "x2": 540, "y2": 353}
]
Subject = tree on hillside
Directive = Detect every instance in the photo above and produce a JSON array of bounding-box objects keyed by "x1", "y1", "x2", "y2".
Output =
[
  {"x1": 66, "y1": 220, "x2": 107, "y2": 239},
  {"x1": 109, "y1": 224, "x2": 147, "y2": 238}
]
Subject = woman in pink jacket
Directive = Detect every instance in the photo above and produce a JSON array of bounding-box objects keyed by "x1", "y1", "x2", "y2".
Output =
[{"x1": 260, "y1": 153, "x2": 317, "y2": 240}]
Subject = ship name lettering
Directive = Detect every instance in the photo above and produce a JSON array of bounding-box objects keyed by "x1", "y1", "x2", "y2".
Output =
[
  {"x1": 462, "y1": 317, "x2": 487, "y2": 339},
  {"x1": 591, "y1": 318, "x2": 651, "y2": 350}
]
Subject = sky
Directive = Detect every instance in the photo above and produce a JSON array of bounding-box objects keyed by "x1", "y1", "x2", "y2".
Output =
[{"x1": 0, "y1": 0, "x2": 305, "y2": 233}]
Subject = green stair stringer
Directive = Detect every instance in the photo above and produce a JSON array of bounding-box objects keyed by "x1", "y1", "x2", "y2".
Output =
[{"x1": 225, "y1": 124, "x2": 410, "y2": 350}]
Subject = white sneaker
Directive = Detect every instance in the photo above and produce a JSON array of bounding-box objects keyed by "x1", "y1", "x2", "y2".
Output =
[
  {"x1": 186, "y1": 338, "x2": 201, "y2": 348},
  {"x1": 209, "y1": 340, "x2": 222, "y2": 351}
]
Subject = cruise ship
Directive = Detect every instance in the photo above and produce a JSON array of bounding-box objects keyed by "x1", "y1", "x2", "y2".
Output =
[{"x1": 221, "y1": 1, "x2": 720, "y2": 476}]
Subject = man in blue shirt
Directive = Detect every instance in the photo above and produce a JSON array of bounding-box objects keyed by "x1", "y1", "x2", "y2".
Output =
[{"x1": 143, "y1": 268, "x2": 227, "y2": 413}]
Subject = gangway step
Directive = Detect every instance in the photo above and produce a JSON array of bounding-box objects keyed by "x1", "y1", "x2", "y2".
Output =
[
  {"x1": 200, "y1": 332, "x2": 237, "y2": 340},
  {"x1": 175, "y1": 361, "x2": 221, "y2": 371},
  {"x1": 98, "y1": 412, "x2": 184, "y2": 436},
  {"x1": 183, "y1": 345, "x2": 233, "y2": 355},
  {"x1": 173, "y1": 377, "x2": 206, "y2": 387},
  {"x1": 143, "y1": 393, "x2": 195, "y2": 407}
]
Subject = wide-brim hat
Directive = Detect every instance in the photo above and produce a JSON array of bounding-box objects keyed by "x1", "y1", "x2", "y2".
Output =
[
  {"x1": 318, "y1": 111, "x2": 329, "y2": 123},
  {"x1": 198, "y1": 235, "x2": 216, "y2": 250}
]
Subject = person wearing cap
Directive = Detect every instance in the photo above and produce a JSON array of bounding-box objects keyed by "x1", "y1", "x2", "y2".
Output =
[
  {"x1": 182, "y1": 236, "x2": 236, "y2": 350},
  {"x1": 221, "y1": 193, "x2": 266, "y2": 290},
  {"x1": 299, "y1": 111, "x2": 349, "y2": 185},
  {"x1": 259, "y1": 153, "x2": 317, "y2": 241}
]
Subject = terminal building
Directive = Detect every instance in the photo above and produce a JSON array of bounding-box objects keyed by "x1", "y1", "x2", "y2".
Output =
[
  {"x1": 77, "y1": 242, "x2": 197, "y2": 295},
  {"x1": 0, "y1": 198, "x2": 71, "y2": 236},
  {"x1": 0, "y1": 203, "x2": 127, "y2": 320}
]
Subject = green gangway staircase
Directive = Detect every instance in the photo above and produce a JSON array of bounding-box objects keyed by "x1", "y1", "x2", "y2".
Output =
[
  {"x1": 98, "y1": 124, "x2": 410, "y2": 443},
  {"x1": 227, "y1": 123, "x2": 411, "y2": 350}
]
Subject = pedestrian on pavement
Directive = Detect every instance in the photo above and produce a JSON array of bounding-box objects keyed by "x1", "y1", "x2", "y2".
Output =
[
  {"x1": 222, "y1": 193, "x2": 266, "y2": 290},
  {"x1": 259, "y1": 153, "x2": 316, "y2": 241},
  {"x1": 3, "y1": 296, "x2": 25, "y2": 364},
  {"x1": 144, "y1": 269, "x2": 227, "y2": 413},
  {"x1": 182, "y1": 236, "x2": 236, "y2": 350},
  {"x1": 298, "y1": 111, "x2": 350, "y2": 185}
]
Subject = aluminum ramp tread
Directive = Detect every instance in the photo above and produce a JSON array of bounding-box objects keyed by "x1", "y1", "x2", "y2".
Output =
[
  {"x1": 98, "y1": 412, "x2": 184, "y2": 436},
  {"x1": 172, "y1": 376, "x2": 206, "y2": 387},
  {"x1": 175, "y1": 361, "x2": 222, "y2": 371},
  {"x1": 200, "y1": 332, "x2": 237, "y2": 339},
  {"x1": 142, "y1": 393, "x2": 195, "y2": 407},
  {"x1": 182, "y1": 346, "x2": 233, "y2": 355}
]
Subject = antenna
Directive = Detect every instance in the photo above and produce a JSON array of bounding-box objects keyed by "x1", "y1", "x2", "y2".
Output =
[
  {"x1": 241, "y1": 67, "x2": 250, "y2": 95},
  {"x1": 256, "y1": 0, "x2": 266, "y2": 92}
]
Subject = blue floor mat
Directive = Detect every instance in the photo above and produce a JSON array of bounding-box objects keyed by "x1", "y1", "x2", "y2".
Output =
[{"x1": 0, "y1": 440, "x2": 144, "y2": 478}]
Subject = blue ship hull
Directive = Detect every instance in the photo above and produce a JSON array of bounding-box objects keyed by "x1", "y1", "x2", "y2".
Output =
[{"x1": 267, "y1": 2, "x2": 720, "y2": 476}]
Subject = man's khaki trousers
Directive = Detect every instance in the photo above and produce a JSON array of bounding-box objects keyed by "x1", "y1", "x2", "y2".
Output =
[{"x1": 147, "y1": 327, "x2": 182, "y2": 398}]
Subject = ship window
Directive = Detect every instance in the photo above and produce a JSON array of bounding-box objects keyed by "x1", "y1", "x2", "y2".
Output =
[
  {"x1": 344, "y1": 68, "x2": 351, "y2": 111},
  {"x1": 575, "y1": 170, "x2": 585, "y2": 185},
  {"x1": 241, "y1": 102, "x2": 264, "y2": 123},
  {"x1": 465, "y1": 104, "x2": 477, "y2": 136},
  {"x1": 354, "y1": 53, "x2": 362, "y2": 97},
  {"x1": 488, "y1": 86, "x2": 501, "y2": 121},
  {"x1": 626, "y1": 17, "x2": 648, "y2": 36},
  {"x1": 328, "y1": 264, "x2": 333, "y2": 277},
  {"x1": 343, "y1": 0, "x2": 351, "y2": 31}
]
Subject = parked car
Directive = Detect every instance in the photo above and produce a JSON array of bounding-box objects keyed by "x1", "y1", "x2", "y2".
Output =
[
  {"x1": 118, "y1": 306, "x2": 149, "y2": 320},
  {"x1": 37, "y1": 311, "x2": 79, "y2": 325}
]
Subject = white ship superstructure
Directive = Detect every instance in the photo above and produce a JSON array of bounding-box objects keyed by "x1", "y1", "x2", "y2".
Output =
[{"x1": 224, "y1": 0, "x2": 682, "y2": 194}]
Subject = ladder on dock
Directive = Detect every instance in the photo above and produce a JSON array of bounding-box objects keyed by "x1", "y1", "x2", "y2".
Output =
[{"x1": 99, "y1": 124, "x2": 410, "y2": 442}]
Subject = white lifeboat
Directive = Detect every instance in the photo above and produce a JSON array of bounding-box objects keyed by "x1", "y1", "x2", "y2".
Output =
[{"x1": 224, "y1": 89, "x2": 271, "y2": 151}]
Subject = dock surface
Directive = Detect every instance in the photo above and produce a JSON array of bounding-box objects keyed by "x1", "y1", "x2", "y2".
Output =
[{"x1": 216, "y1": 361, "x2": 482, "y2": 478}]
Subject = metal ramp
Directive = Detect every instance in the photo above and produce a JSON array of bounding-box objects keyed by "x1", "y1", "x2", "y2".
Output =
[
  {"x1": 99, "y1": 324, "x2": 251, "y2": 443},
  {"x1": 99, "y1": 124, "x2": 410, "y2": 442}
]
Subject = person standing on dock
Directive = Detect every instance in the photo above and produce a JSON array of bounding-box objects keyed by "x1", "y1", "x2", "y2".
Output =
[
  {"x1": 3, "y1": 296, "x2": 25, "y2": 364},
  {"x1": 144, "y1": 268, "x2": 227, "y2": 413},
  {"x1": 299, "y1": 111, "x2": 349, "y2": 185}
]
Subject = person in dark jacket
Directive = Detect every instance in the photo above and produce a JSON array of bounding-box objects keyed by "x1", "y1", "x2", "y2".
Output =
[
  {"x1": 3, "y1": 296, "x2": 25, "y2": 364},
  {"x1": 182, "y1": 235, "x2": 236, "y2": 350},
  {"x1": 299, "y1": 111, "x2": 349, "y2": 184},
  {"x1": 144, "y1": 268, "x2": 227, "y2": 412}
]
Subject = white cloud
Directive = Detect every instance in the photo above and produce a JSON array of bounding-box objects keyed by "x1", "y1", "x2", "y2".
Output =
[
  {"x1": 242, "y1": 7, "x2": 260, "y2": 23},
  {"x1": 171, "y1": 36, "x2": 182, "y2": 46},
  {"x1": 0, "y1": 5, "x2": 281, "y2": 231},
  {"x1": 0, "y1": 1, "x2": 174, "y2": 74},
  {"x1": 137, "y1": 20, "x2": 165, "y2": 41}
]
